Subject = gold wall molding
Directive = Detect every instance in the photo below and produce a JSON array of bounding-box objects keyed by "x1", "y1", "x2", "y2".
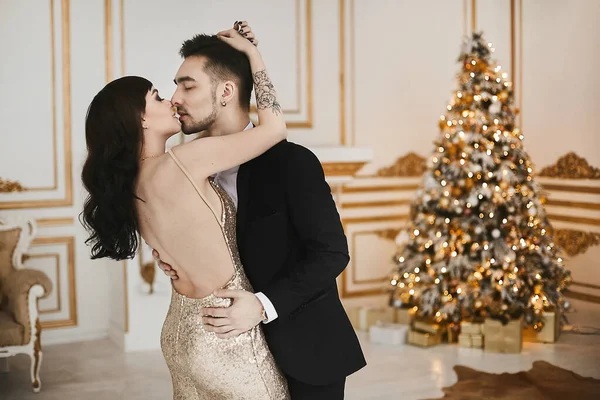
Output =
[
  {"x1": 36, "y1": 217, "x2": 74, "y2": 227},
  {"x1": 376, "y1": 152, "x2": 427, "y2": 177},
  {"x1": 30, "y1": 236, "x2": 77, "y2": 329},
  {"x1": 322, "y1": 161, "x2": 366, "y2": 177},
  {"x1": 539, "y1": 152, "x2": 600, "y2": 179},
  {"x1": 542, "y1": 184, "x2": 600, "y2": 195},
  {"x1": 471, "y1": 0, "x2": 477, "y2": 31},
  {"x1": 545, "y1": 199, "x2": 600, "y2": 211},
  {"x1": 340, "y1": 215, "x2": 406, "y2": 297},
  {"x1": 122, "y1": 260, "x2": 129, "y2": 333},
  {"x1": 375, "y1": 228, "x2": 402, "y2": 242},
  {"x1": 548, "y1": 214, "x2": 600, "y2": 227},
  {"x1": 0, "y1": 177, "x2": 25, "y2": 193},
  {"x1": 138, "y1": 239, "x2": 156, "y2": 295},
  {"x1": 553, "y1": 229, "x2": 600, "y2": 257},
  {"x1": 107, "y1": 0, "x2": 129, "y2": 330},
  {"x1": 342, "y1": 184, "x2": 420, "y2": 194},
  {"x1": 250, "y1": 0, "x2": 312, "y2": 128},
  {"x1": 571, "y1": 281, "x2": 600, "y2": 291},
  {"x1": 105, "y1": 0, "x2": 113, "y2": 82},
  {"x1": 565, "y1": 290, "x2": 600, "y2": 304},
  {"x1": 342, "y1": 199, "x2": 411, "y2": 209},
  {"x1": 351, "y1": 231, "x2": 392, "y2": 285},
  {"x1": 0, "y1": 0, "x2": 72, "y2": 209}
]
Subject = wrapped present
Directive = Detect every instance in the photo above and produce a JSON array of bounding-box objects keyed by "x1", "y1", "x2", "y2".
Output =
[
  {"x1": 369, "y1": 322, "x2": 409, "y2": 345},
  {"x1": 407, "y1": 329, "x2": 442, "y2": 347},
  {"x1": 471, "y1": 334, "x2": 483, "y2": 348},
  {"x1": 395, "y1": 306, "x2": 416, "y2": 325},
  {"x1": 460, "y1": 321, "x2": 484, "y2": 335},
  {"x1": 523, "y1": 310, "x2": 561, "y2": 343},
  {"x1": 458, "y1": 333, "x2": 483, "y2": 348},
  {"x1": 458, "y1": 333, "x2": 472, "y2": 347},
  {"x1": 348, "y1": 306, "x2": 395, "y2": 331},
  {"x1": 484, "y1": 317, "x2": 523, "y2": 354},
  {"x1": 413, "y1": 320, "x2": 442, "y2": 334}
]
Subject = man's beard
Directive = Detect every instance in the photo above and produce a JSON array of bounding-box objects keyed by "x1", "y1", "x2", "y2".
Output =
[
  {"x1": 181, "y1": 92, "x2": 218, "y2": 135},
  {"x1": 181, "y1": 105, "x2": 217, "y2": 135}
]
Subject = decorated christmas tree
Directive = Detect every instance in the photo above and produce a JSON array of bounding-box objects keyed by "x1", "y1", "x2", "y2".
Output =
[{"x1": 389, "y1": 32, "x2": 571, "y2": 330}]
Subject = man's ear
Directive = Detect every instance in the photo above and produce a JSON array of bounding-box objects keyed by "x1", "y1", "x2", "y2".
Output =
[{"x1": 221, "y1": 81, "x2": 236, "y2": 105}]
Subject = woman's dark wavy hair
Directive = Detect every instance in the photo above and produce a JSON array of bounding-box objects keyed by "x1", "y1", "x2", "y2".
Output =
[{"x1": 80, "y1": 76, "x2": 152, "y2": 260}]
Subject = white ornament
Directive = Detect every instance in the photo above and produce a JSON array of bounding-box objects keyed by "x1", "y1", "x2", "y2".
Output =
[
  {"x1": 492, "y1": 229, "x2": 501, "y2": 238},
  {"x1": 528, "y1": 207, "x2": 537, "y2": 216},
  {"x1": 505, "y1": 251, "x2": 516, "y2": 262},
  {"x1": 489, "y1": 100, "x2": 501, "y2": 114},
  {"x1": 475, "y1": 226, "x2": 483, "y2": 234}
]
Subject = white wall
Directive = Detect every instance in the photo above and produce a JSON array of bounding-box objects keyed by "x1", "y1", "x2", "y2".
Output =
[{"x1": 1, "y1": 0, "x2": 598, "y2": 346}]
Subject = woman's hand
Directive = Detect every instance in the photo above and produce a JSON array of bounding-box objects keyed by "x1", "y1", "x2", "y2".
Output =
[
  {"x1": 217, "y1": 21, "x2": 258, "y2": 55},
  {"x1": 234, "y1": 20, "x2": 258, "y2": 47}
]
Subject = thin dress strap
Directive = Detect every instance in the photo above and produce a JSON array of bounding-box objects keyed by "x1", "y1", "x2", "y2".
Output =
[{"x1": 167, "y1": 149, "x2": 223, "y2": 226}]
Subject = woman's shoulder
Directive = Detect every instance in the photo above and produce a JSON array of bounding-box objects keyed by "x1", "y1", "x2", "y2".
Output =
[{"x1": 140, "y1": 154, "x2": 179, "y2": 189}]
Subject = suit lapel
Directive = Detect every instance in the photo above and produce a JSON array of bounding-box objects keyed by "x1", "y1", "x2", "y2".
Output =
[{"x1": 236, "y1": 161, "x2": 251, "y2": 246}]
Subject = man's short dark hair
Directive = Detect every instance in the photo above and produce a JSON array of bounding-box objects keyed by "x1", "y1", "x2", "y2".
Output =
[{"x1": 180, "y1": 34, "x2": 252, "y2": 111}]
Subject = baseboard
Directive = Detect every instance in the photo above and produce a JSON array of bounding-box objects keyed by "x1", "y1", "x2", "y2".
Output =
[{"x1": 42, "y1": 329, "x2": 109, "y2": 346}]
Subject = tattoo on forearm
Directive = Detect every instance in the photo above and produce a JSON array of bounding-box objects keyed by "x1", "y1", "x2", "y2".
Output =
[{"x1": 253, "y1": 70, "x2": 282, "y2": 115}]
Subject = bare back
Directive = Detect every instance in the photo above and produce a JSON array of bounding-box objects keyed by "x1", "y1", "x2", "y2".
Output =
[{"x1": 135, "y1": 149, "x2": 236, "y2": 299}]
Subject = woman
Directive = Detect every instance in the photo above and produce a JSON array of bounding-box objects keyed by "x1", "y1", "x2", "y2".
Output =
[{"x1": 80, "y1": 25, "x2": 290, "y2": 399}]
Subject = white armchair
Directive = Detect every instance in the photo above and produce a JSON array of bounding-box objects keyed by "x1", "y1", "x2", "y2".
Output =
[{"x1": 0, "y1": 219, "x2": 52, "y2": 392}]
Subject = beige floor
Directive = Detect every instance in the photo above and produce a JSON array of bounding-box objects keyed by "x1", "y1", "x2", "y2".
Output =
[{"x1": 1, "y1": 299, "x2": 599, "y2": 400}]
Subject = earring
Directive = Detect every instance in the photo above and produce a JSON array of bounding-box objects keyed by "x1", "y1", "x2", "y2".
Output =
[
  {"x1": 143, "y1": 125, "x2": 149, "y2": 129},
  {"x1": 221, "y1": 99, "x2": 227, "y2": 106}
]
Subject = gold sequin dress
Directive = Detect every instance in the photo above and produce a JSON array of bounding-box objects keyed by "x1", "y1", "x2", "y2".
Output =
[{"x1": 160, "y1": 149, "x2": 290, "y2": 400}]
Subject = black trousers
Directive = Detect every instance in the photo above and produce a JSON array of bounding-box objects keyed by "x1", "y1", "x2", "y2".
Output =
[{"x1": 286, "y1": 374, "x2": 346, "y2": 400}]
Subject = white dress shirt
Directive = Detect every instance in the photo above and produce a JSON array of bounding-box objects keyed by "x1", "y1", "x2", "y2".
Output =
[{"x1": 212, "y1": 122, "x2": 279, "y2": 324}]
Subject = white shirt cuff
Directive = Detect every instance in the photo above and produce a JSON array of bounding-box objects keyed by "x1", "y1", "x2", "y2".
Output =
[{"x1": 255, "y1": 292, "x2": 278, "y2": 324}]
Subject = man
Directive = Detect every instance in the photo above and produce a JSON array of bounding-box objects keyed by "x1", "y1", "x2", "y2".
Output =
[{"x1": 156, "y1": 22, "x2": 366, "y2": 399}]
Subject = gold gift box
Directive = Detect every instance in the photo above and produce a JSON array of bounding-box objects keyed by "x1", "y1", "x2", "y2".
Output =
[
  {"x1": 458, "y1": 333, "x2": 472, "y2": 347},
  {"x1": 484, "y1": 317, "x2": 523, "y2": 354},
  {"x1": 523, "y1": 311, "x2": 561, "y2": 343},
  {"x1": 471, "y1": 334, "x2": 483, "y2": 348},
  {"x1": 407, "y1": 329, "x2": 442, "y2": 347},
  {"x1": 413, "y1": 320, "x2": 441, "y2": 334},
  {"x1": 458, "y1": 333, "x2": 483, "y2": 348},
  {"x1": 347, "y1": 306, "x2": 396, "y2": 331},
  {"x1": 460, "y1": 321, "x2": 484, "y2": 335}
]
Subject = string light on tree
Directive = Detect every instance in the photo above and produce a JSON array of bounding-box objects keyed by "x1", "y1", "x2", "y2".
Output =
[{"x1": 389, "y1": 32, "x2": 571, "y2": 330}]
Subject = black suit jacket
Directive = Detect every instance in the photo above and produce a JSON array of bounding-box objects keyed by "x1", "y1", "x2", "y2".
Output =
[{"x1": 235, "y1": 139, "x2": 366, "y2": 385}]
